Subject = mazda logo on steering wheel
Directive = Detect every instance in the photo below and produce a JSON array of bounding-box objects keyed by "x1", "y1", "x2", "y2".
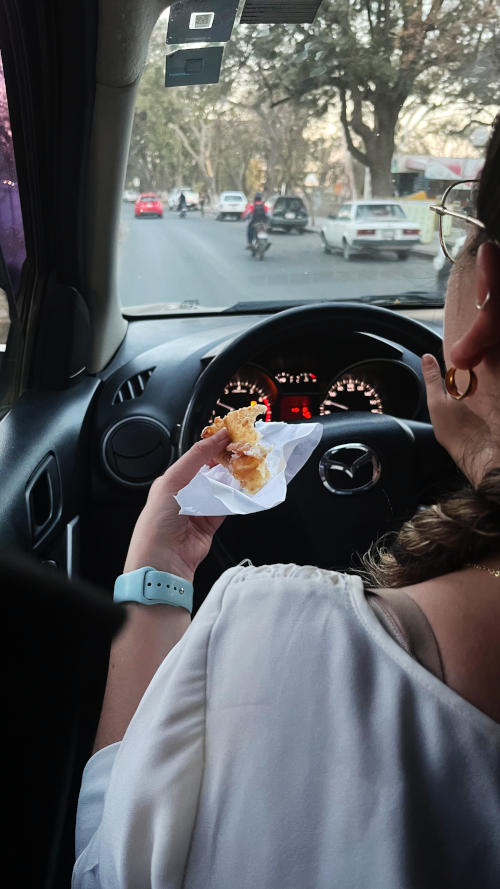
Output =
[{"x1": 319, "y1": 443, "x2": 382, "y2": 495}]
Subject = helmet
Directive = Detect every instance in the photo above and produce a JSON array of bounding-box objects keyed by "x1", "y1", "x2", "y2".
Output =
[{"x1": 254, "y1": 193, "x2": 262, "y2": 202}]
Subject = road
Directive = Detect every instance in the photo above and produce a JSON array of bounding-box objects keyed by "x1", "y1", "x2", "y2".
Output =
[{"x1": 117, "y1": 203, "x2": 437, "y2": 308}]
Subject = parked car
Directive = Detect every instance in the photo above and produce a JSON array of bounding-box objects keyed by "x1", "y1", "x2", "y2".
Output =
[
  {"x1": 123, "y1": 188, "x2": 140, "y2": 202},
  {"x1": 134, "y1": 192, "x2": 163, "y2": 217},
  {"x1": 268, "y1": 195, "x2": 308, "y2": 233},
  {"x1": 167, "y1": 187, "x2": 199, "y2": 210},
  {"x1": 215, "y1": 191, "x2": 247, "y2": 220},
  {"x1": 321, "y1": 200, "x2": 421, "y2": 260}
]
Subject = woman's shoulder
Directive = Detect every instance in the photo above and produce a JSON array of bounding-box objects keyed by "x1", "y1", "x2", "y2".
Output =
[
  {"x1": 197, "y1": 563, "x2": 365, "y2": 655},
  {"x1": 210, "y1": 562, "x2": 363, "y2": 604},
  {"x1": 399, "y1": 569, "x2": 500, "y2": 722}
]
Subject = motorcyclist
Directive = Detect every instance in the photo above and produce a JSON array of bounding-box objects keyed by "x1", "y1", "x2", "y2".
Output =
[
  {"x1": 245, "y1": 194, "x2": 268, "y2": 248},
  {"x1": 177, "y1": 192, "x2": 187, "y2": 214}
]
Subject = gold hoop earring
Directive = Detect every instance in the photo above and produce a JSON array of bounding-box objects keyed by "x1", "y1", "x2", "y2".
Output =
[
  {"x1": 476, "y1": 291, "x2": 491, "y2": 311},
  {"x1": 445, "y1": 367, "x2": 477, "y2": 400}
]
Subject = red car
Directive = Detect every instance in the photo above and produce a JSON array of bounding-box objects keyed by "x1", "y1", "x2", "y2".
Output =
[{"x1": 134, "y1": 192, "x2": 163, "y2": 218}]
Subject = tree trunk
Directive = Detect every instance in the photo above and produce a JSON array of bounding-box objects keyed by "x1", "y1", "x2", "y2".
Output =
[
  {"x1": 369, "y1": 154, "x2": 393, "y2": 198},
  {"x1": 368, "y1": 101, "x2": 399, "y2": 197},
  {"x1": 342, "y1": 134, "x2": 357, "y2": 200}
]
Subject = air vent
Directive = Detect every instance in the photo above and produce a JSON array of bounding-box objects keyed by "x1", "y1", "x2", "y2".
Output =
[
  {"x1": 113, "y1": 368, "x2": 155, "y2": 405},
  {"x1": 102, "y1": 417, "x2": 172, "y2": 486},
  {"x1": 239, "y1": 0, "x2": 322, "y2": 23}
]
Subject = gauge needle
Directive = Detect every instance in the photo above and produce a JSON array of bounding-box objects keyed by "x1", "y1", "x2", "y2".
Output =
[
  {"x1": 216, "y1": 400, "x2": 233, "y2": 412},
  {"x1": 329, "y1": 402, "x2": 350, "y2": 410}
]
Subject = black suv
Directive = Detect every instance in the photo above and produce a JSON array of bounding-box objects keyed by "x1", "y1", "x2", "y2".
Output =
[{"x1": 268, "y1": 196, "x2": 308, "y2": 233}]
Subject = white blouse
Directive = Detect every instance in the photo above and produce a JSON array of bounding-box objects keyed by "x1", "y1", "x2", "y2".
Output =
[{"x1": 73, "y1": 564, "x2": 500, "y2": 889}]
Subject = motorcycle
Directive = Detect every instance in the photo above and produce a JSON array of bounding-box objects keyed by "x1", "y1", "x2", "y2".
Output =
[
  {"x1": 178, "y1": 206, "x2": 187, "y2": 218},
  {"x1": 250, "y1": 222, "x2": 270, "y2": 260}
]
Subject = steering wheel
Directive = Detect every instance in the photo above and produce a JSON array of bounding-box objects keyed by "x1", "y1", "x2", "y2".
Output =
[{"x1": 179, "y1": 303, "x2": 457, "y2": 572}]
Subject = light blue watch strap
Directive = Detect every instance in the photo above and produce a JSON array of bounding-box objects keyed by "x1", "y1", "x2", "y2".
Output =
[{"x1": 113, "y1": 566, "x2": 193, "y2": 613}]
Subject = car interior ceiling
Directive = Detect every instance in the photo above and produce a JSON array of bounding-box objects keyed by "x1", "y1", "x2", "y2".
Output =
[{"x1": 1, "y1": 1, "x2": 453, "y2": 887}]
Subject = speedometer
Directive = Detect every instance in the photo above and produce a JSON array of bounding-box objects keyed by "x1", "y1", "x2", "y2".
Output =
[
  {"x1": 211, "y1": 371, "x2": 278, "y2": 422},
  {"x1": 319, "y1": 375, "x2": 384, "y2": 414}
]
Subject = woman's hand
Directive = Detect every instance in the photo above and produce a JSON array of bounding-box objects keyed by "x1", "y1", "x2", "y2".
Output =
[
  {"x1": 422, "y1": 354, "x2": 499, "y2": 486},
  {"x1": 124, "y1": 428, "x2": 231, "y2": 583}
]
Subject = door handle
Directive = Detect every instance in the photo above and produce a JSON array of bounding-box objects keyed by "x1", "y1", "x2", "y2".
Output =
[{"x1": 25, "y1": 452, "x2": 62, "y2": 546}]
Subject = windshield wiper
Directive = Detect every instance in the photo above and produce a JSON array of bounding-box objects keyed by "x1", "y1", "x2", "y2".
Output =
[
  {"x1": 221, "y1": 299, "x2": 316, "y2": 314},
  {"x1": 355, "y1": 291, "x2": 444, "y2": 308},
  {"x1": 222, "y1": 294, "x2": 444, "y2": 313}
]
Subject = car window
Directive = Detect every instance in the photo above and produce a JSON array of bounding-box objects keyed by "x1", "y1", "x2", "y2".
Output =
[
  {"x1": 223, "y1": 194, "x2": 244, "y2": 201},
  {"x1": 0, "y1": 51, "x2": 26, "y2": 361},
  {"x1": 356, "y1": 204, "x2": 406, "y2": 219},
  {"x1": 337, "y1": 205, "x2": 352, "y2": 220}
]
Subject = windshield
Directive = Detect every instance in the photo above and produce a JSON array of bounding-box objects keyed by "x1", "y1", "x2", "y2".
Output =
[{"x1": 117, "y1": 5, "x2": 497, "y2": 312}]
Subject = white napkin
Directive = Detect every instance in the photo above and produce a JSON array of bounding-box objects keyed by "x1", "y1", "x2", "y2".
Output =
[{"x1": 175, "y1": 419, "x2": 323, "y2": 516}]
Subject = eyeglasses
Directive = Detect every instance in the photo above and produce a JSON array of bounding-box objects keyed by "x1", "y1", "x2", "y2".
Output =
[{"x1": 429, "y1": 179, "x2": 485, "y2": 263}]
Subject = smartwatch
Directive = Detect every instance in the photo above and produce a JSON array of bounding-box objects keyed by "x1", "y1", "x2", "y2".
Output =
[{"x1": 113, "y1": 566, "x2": 193, "y2": 613}]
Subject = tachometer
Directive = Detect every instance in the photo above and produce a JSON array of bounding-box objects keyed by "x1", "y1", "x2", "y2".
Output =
[
  {"x1": 212, "y1": 372, "x2": 277, "y2": 422},
  {"x1": 319, "y1": 375, "x2": 383, "y2": 414}
]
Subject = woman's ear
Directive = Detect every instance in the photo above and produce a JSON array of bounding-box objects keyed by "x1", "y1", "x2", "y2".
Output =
[{"x1": 450, "y1": 241, "x2": 500, "y2": 369}]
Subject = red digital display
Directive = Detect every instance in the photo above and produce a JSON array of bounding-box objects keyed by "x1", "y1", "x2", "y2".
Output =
[{"x1": 280, "y1": 395, "x2": 312, "y2": 421}]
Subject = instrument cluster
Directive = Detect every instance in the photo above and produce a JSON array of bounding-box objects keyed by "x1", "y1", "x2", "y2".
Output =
[{"x1": 211, "y1": 359, "x2": 422, "y2": 422}]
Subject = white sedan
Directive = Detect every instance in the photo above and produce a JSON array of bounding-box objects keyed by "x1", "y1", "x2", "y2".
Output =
[
  {"x1": 167, "y1": 188, "x2": 199, "y2": 210},
  {"x1": 321, "y1": 200, "x2": 421, "y2": 261},
  {"x1": 216, "y1": 191, "x2": 247, "y2": 221}
]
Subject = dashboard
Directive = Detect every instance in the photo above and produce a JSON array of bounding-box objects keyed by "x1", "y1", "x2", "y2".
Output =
[
  {"x1": 0, "y1": 304, "x2": 445, "y2": 598},
  {"x1": 82, "y1": 315, "x2": 440, "y2": 511}
]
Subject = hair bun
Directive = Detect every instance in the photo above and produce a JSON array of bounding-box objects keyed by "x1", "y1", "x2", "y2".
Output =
[{"x1": 362, "y1": 467, "x2": 500, "y2": 588}]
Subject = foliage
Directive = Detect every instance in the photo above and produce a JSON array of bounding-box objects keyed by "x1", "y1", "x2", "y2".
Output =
[
  {"x1": 125, "y1": 2, "x2": 497, "y2": 200},
  {"x1": 126, "y1": 22, "x2": 341, "y2": 199},
  {"x1": 229, "y1": 1, "x2": 499, "y2": 195}
]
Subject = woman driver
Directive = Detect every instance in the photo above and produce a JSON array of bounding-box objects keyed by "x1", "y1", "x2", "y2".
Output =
[{"x1": 73, "y1": 117, "x2": 499, "y2": 889}]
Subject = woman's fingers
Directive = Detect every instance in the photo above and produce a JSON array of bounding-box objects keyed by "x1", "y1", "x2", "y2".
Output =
[
  {"x1": 421, "y1": 354, "x2": 447, "y2": 424},
  {"x1": 421, "y1": 353, "x2": 458, "y2": 451},
  {"x1": 160, "y1": 429, "x2": 230, "y2": 493}
]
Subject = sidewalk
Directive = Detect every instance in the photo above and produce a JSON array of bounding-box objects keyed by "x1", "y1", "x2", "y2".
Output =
[{"x1": 307, "y1": 216, "x2": 439, "y2": 259}]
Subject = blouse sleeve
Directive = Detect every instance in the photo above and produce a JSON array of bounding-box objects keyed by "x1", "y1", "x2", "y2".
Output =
[{"x1": 71, "y1": 566, "x2": 242, "y2": 889}]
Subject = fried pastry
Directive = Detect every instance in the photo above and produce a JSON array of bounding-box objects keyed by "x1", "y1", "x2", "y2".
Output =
[{"x1": 201, "y1": 404, "x2": 270, "y2": 494}]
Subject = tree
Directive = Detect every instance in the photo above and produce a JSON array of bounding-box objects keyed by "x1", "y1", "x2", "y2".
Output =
[
  {"x1": 232, "y1": 1, "x2": 499, "y2": 196},
  {"x1": 127, "y1": 27, "x2": 266, "y2": 199}
]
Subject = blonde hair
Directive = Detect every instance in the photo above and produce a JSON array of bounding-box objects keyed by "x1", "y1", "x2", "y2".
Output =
[{"x1": 361, "y1": 469, "x2": 500, "y2": 587}]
